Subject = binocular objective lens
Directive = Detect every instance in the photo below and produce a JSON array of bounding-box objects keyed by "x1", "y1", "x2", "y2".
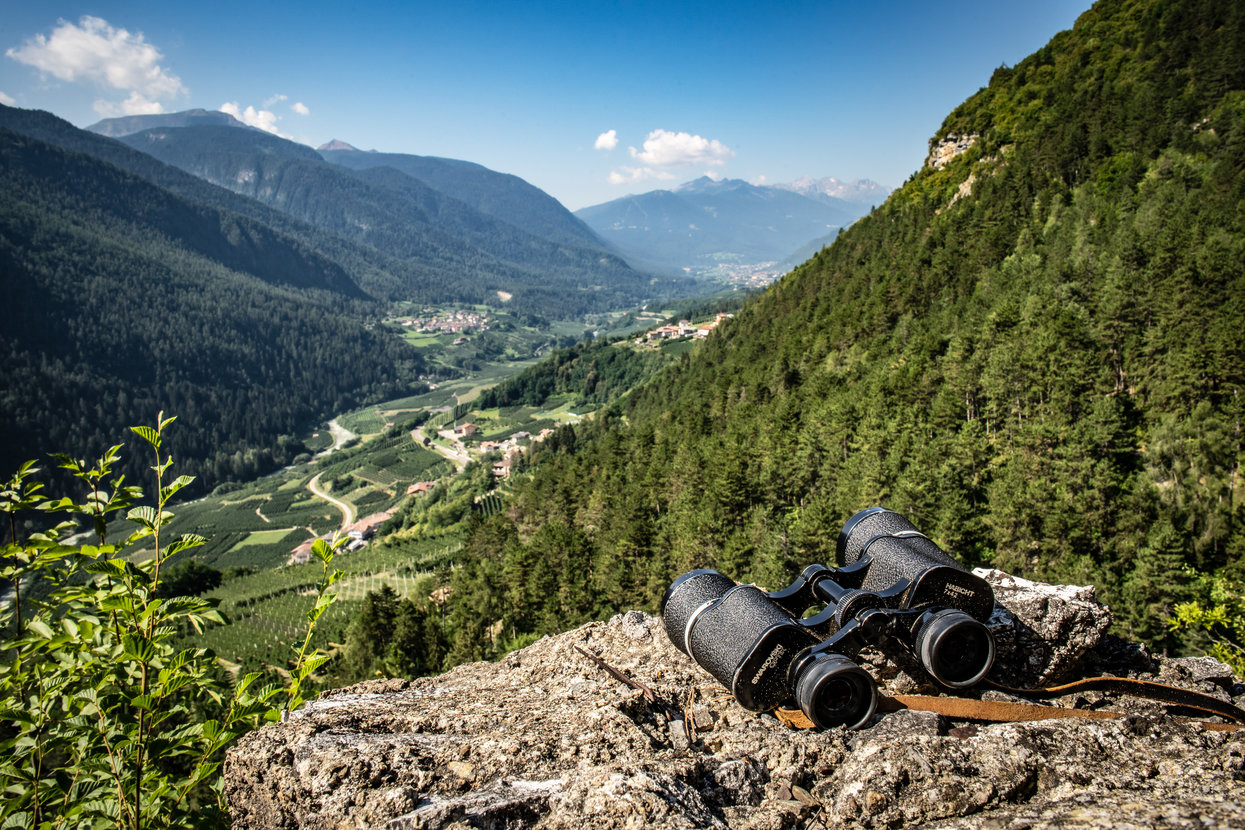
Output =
[
  {"x1": 793, "y1": 654, "x2": 877, "y2": 730},
  {"x1": 916, "y1": 609, "x2": 996, "y2": 688}
]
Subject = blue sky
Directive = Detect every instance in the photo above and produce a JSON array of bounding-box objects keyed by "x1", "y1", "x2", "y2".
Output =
[{"x1": 1, "y1": 1, "x2": 1092, "y2": 210}]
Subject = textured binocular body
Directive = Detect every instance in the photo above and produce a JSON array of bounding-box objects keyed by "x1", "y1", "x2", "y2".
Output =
[{"x1": 661, "y1": 508, "x2": 996, "y2": 729}]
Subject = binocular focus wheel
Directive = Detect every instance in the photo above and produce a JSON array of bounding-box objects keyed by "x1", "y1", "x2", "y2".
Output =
[
  {"x1": 792, "y1": 653, "x2": 878, "y2": 730},
  {"x1": 832, "y1": 589, "x2": 885, "y2": 630}
]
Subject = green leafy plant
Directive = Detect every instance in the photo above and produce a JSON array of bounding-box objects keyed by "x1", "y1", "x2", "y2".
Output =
[
  {"x1": 1169, "y1": 572, "x2": 1245, "y2": 678},
  {"x1": 0, "y1": 415, "x2": 342, "y2": 829}
]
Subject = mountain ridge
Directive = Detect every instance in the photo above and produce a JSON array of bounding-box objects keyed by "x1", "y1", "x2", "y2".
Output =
[
  {"x1": 114, "y1": 122, "x2": 669, "y2": 314},
  {"x1": 574, "y1": 176, "x2": 875, "y2": 275},
  {"x1": 0, "y1": 114, "x2": 425, "y2": 491}
]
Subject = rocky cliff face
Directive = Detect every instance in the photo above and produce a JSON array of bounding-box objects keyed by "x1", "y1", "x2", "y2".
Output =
[{"x1": 225, "y1": 572, "x2": 1245, "y2": 829}]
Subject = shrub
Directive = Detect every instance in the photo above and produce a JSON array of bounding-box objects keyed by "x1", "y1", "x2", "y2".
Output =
[{"x1": 0, "y1": 414, "x2": 342, "y2": 829}]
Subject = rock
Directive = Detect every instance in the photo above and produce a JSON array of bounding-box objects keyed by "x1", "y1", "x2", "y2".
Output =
[
  {"x1": 976, "y1": 568, "x2": 1113, "y2": 687},
  {"x1": 225, "y1": 574, "x2": 1245, "y2": 829},
  {"x1": 927, "y1": 133, "x2": 979, "y2": 169}
]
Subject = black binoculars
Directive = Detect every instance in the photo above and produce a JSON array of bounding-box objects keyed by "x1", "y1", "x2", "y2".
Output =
[{"x1": 661, "y1": 507, "x2": 996, "y2": 729}]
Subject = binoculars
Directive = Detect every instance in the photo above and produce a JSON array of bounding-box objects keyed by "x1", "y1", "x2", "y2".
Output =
[{"x1": 661, "y1": 507, "x2": 996, "y2": 729}]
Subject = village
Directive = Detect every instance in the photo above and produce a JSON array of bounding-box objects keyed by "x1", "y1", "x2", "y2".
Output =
[
  {"x1": 635, "y1": 312, "x2": 733, "y2": 345},
  {"x1": 395, "y1": 309, "x2": 492, "y2": 335},
  {"x1": 287, "y1": 423, "x2": 560, "y2": 565}
]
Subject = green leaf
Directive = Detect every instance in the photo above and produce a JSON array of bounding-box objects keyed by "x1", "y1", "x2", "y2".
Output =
[
  {"x1": 297, "y1": 654, "x2": 330, "y2": 680},
  {"x1": 166, "y1": 533, "x2": 207, "y2": 557},
  {"x1": 26, "y1": 620, "x2": 53, "y2": 639},
  {"x1": 121, "y1": 634, "x2": 156, "y2": 662},
  {"x1": 130, "y1": 425, "x2": 161, "y2": 449},
  {"x1": 160, "y1": 475, "x2": 196, "y2": 503},
  {"x1": 127, "y1": 505, "x2": 159, "y2": 529},
  {"x1": 311, "y1": 538, "x2": 334, "y2": 564}
]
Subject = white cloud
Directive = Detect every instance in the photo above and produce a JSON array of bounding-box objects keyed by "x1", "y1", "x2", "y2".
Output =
[
  {"x1": 6, "y1": 16, "x2": 185, "y2": 115},
  {"x1": 594, "y1": 129, "x2": 618, "y2": 151},
  {"x1": 263, "y1": 93, "x2": 287, "y2": 108},
  {"x1": 0, "y1": 91, "x2": 15, "y2": 106},
  {"x1": 628, "y1": 129, "x2": 734, "y2": 168},
  {"x1": 94, "y1": 90, "x2": 167, "y2": 117},
  {"x1": 291, "y1": 101, "x2": 310, "y2": 116},
  {"x1": 607, "y1": 166, "x2": 677, "y2": 185},
  {"x1": 220, "y1": 101, "x2": 289, "y2": 138}
]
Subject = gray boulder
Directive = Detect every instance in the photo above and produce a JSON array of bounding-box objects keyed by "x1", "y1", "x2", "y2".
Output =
[{"x1": 224, "y1": 576, "x2": 1244, "y2": 829}]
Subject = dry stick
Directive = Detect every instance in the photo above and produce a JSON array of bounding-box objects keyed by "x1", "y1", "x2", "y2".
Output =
[
  {"x1": 574, "y1": 646, "x2": 678, "y2": 721},
  {"x1": 684, "y1": 687, "x2": 698, "y2": 744},
  {"x1": 574, "y1": 646, "x2": 656, "y2": 702}
]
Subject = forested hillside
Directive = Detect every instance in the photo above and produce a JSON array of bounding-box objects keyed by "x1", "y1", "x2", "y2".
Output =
[
  {"x1": 318, "y1": 146, "x2": 605, "y2": 250},
  {"x1": 444, "y1": 0, "x2": 1244, "y2": 656},
  {"x1": 1, "y1": 106, "x2": 461, "y2": 301},
  {"x1": 0, "y1": 125, "x2": 424, "y2": 494},
  {"x1": 477, "y1": 338, "x2": 674, "y2": 411},
  {"x1": 117, "y1": 125, "x2": 668, "y2": 316}
]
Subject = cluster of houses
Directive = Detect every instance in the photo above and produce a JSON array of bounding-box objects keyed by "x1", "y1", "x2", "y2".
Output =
[
  {"x1": 442, "y1": 423, "x2": 560, "y2": 479},
  {"x1": 641, "y1": 313, "x2": 733, "y2": 343},
  {"x1": 398, "y1": 310, "x2": 491, "y2": 335},
  {"x1": 287, "y1": 510, "x2": 394, "y2": 565}
]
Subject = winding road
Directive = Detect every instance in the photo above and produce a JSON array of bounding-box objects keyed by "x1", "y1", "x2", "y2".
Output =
[
  {"x1": 417, "y1": 424, "x2": 470, "y2": 471},
  {"x1": 307, "y1": 471, "x2": 355, "y2": 533}
]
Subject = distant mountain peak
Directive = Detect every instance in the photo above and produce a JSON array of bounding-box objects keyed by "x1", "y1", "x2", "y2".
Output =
[
  {"x1": 87, "y1": 108, "x2": 252, "y2": 138},
  {"x1": 674, "y1": 176, "x2": 749, "y2": 193},
  {"x1": 775, "y1": 176, "x2": 891, "y2": 206},
  {"x1": 317, "y1": 139, "x2": 360, "y2": 152}
]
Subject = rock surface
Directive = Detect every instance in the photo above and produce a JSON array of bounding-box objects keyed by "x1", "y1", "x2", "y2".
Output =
[{"x1": 225, "y1": 573, "x2": 1245, "y2": 829}]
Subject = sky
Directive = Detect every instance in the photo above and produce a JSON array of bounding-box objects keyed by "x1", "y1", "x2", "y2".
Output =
[{"x1": 0, "y1": 1, "x2": 1093, "y2": 211}]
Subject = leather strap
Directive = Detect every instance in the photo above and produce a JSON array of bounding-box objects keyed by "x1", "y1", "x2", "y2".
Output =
[
  {"x1": 773, "y1": 676, "x2": 1245, "y2": 732},
  {"x1": 985, "y1": 677, "x2": 1245, "y2": 724}
]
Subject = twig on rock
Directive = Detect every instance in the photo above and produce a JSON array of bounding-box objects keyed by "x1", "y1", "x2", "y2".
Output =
[{"x1": 575, "y1": 646, "x2": 656, "y2": 701}]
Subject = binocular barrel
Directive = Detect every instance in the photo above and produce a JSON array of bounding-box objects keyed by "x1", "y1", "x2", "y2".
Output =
[
  {"x1": 661, "y1": 508, "x2": 997, "y2": 729},
  {"x1": 838, "y1": 507, "x2": 996, "y2": 623},
  {"x1": 662, "y1": 569, "x2": 877, "y2": 728}
]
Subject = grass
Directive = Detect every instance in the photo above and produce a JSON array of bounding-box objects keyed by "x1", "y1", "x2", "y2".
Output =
[{"x1": 232, "y1": 528, "x2": 301, "y2": 549}]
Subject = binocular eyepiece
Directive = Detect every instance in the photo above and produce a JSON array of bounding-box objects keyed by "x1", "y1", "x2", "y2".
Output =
[{"x1": 661, "y1": 507, "x2": 996, "y2": 729}]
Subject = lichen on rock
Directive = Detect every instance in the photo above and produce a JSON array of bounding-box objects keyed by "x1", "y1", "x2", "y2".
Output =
[{"x1": 225, "y1": 576, "x2": 1245, "y2": 829}]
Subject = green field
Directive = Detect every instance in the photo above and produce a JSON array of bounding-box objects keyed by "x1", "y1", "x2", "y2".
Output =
[
  {"x1": 232, "y1": 528, "x2": 302, "y2": 549},
  {"x1": 188, "y1": 535, "x2": 462, "y2": 670}
]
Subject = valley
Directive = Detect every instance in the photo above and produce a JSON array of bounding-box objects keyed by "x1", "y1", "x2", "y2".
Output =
[{"x1": 126, "y1": 299, "x2": 734, "y2": 680}]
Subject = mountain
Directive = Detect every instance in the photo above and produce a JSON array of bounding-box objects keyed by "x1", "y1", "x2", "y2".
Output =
[
  {"x1": 86, "y1": 107, "x2": 258, "y2": 137},
  {"x1": 318, "y1": 145, "x2": 606, "y2": 250},
  {"x1": 574, "y1": 176, "x2": 870, "y2": 275},
  {"x1": 88, "y1": 111, "x2": 671, "y2": 316},
  {"x1": 0, "y1": 107, "x2": 425, "y2": 492},
  {"x1": 318, "y1": 139, "x2": 358, "y2": 152},
  {"x1": 106, "y1": 121, "x2": 666, "y2": 314},
  {"x1": 442, "y1": 0, "x2": 1245, "y2": 654},
  {"x1": 5, "y1": 106, "x2": 449, "y2": 302},
  {"x1": 774, "y1": 175, "x2": 891, "y2": 207}
]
